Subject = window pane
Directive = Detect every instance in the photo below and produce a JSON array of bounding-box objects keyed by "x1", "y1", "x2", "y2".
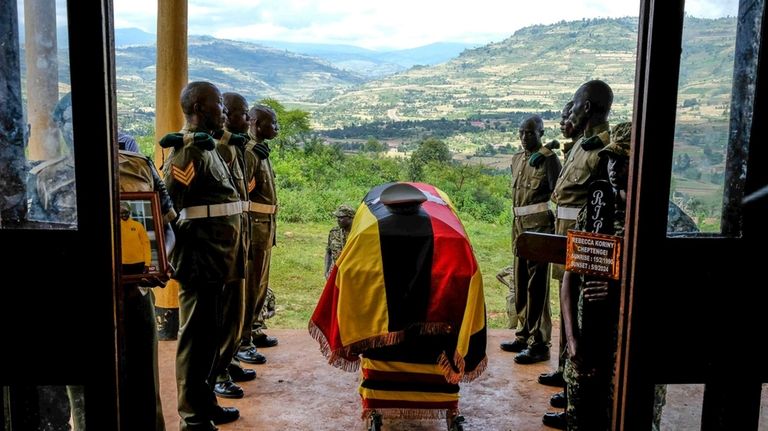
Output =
[
  {"x1": 0, "y1": 0, "x2": 77, "y2": 229},
  {"x1": 668, "y1": 0, "x2": 761, "y2": 236}
]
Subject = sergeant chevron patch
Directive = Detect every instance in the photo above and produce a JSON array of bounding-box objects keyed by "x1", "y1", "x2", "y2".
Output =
[
  {"x1": 172, "y1": 161, "x2": 195, "y2": 186},
  {"x1": 248, "y1": 177, "x2": 256, "y2": 193}
]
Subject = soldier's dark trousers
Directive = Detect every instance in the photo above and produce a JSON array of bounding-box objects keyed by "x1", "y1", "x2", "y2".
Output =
[
  {"x1": 239, "y1": 247, "x2": 271, "y2": 350},
  {"x1": 514, "y1": 255, "x2": 552, "y2": 348},
  {"x1": 214, "y1": 279, "x2": 245, "y2": 383},
  {"x1": 177, "y1": 281, "x2": 224, "y2": 431},
  {"x1": 123, "y1": 286, "x2": 165, "y2": 431}
]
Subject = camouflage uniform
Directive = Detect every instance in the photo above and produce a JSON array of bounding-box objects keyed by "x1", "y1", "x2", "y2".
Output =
[
  {"x1": 161, "y1": 128, "x2": 244, "y2": 431},
  {"x1": 509, "y1": 146, "x2": 561, "y2": 350},
  {"x1": 239, "y1": 135, "x2": 278, "y2": 351},
  {"x1": 563, "y1": 123, "x2": 625, "y2": 431},
  {"x1": 118, "y1": 148, "x2": 177, "y2": 431},
  {"x1": 325, "y1": 204, "x2": 355, "y2": 278},
  {"x1": 255, "y1": 287, "x2": 276, "y2": 328}
]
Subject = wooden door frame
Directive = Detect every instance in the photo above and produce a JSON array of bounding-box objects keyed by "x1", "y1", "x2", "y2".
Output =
[
  {"x1": 615, "y1": 0, "x2": 768, "y2": 429},
  {"x1": 0, "y1": 0, "x2": 122, "y2": 429}
]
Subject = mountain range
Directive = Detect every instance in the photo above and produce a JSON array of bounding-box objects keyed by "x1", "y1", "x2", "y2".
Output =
[{"x1": 110, "y1": 16, "x2": 735, "y2": 132}]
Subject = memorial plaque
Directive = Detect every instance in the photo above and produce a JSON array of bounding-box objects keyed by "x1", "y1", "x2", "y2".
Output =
[{"x1": 565, "y1": 230, "x2": 622, "y2": 280}]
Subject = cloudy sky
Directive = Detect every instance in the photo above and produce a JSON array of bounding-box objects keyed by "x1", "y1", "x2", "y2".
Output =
[{"x1": 112, "y1": 0, "x2": 739, "y2": 50}]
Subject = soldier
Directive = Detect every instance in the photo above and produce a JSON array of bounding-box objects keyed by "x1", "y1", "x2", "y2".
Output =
[
  {"x1": 210, "y1": 92, "x2": 255, "y2": 400},
  {"x1": 117, "y1": 132, "x2": 177, "y2": 431},
  {"x1": 236, "y1": 104, "x2": 280, "y2": 365},
  {"x1": 324, "y1": 204, "x2": 355, "y2": 279},
  {"x1": 543, "y1": 80, "x2": 613, "y2": 430},
  {"x1": 538, "y1": 100, "x2": 584, "y2": 391},
  {"x1": 500, "y1": 115, "x2": 561, "y2": 366},
  {"x1": 160, "y1": 81, "x2": 243, "y2": 430}
]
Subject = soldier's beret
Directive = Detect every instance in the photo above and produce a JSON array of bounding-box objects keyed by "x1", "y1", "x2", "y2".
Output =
[
  {"x1": 599, "y1": 122, "x2": 632, "y2": 158},
  {"x1": 333, "y1": 204, "x2": 356, "y2": 218}
]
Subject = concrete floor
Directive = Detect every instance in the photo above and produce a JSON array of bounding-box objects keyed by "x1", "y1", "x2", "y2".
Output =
[{"x1": 157, "y1": 328, "x2": 764, "y2": 431}]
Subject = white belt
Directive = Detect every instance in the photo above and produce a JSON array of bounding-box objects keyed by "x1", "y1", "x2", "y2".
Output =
[
  {"x1": 513, "y1": 202, "x2": 549, "y2": 216},
  {"x1": 248, "y1": 201, "x2": 277, "y2": 214},
  {"x1": 557, "y1": 206, "x2": 581, "y2": 220},
  {"x1": 178, "y1": 201, "x2": 243, "y2": 220}
]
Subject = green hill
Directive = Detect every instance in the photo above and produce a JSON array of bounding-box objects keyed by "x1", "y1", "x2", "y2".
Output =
[
  {"x1": 312, "y1": 16, "x2": 736, "y2": 129},
  {"x1": 115, "y1": 36, "x2": 365, "y2": 133}
]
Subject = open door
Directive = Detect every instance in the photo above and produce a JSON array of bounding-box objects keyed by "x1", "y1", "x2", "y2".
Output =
[
  {"x1": 0, "y1": 0, "x2": 121, "y2": 429},
  {"x1": 615, "y1": 0, "x2": 768, "y2": 429}
]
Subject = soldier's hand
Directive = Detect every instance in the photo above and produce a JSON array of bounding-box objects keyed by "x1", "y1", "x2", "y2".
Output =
[
  {"x1": 583, "y1": 280, "x2": 610, "y2": 303},
  {"x1": 138, "y1": 275, "x2": 167, "y2": 288}
]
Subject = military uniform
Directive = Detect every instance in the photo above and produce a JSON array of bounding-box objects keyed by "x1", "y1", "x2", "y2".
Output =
[
  {"x1": 212, "y1": 131, "x2": 251, "y2": 389},
  {"x1": 118, "y1": 149, "x2": 177, "y2": 431},
  {"x1": 562, "y1": 122, "x2": 628, "y2": 431},
  {"x1": 161, "y1": 129, "x2": 244, "y2": 431},
  {"x1": 324, "y1": 204, "x2": 355, "y2": 279},
  {"x1": 508, "y1": 146, "x2": 561, "y2": 351},
  {"x1": 551, "y1": 123, "x2": 609, "y2": 375},
  {"x1": 239, "y1": 135, "x2": 278, "y2": 352},
  {"x1": 563, "y1": 182, "x2": 623, "y2": 431}
]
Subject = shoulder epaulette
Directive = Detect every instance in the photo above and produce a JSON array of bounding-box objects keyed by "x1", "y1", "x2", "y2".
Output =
[
  {"x1": 580, "y1": 135, "x2": 605, "y2": 151},
  {"x1": 228, "y1": 133, "x2": 248, "y2": 147}
]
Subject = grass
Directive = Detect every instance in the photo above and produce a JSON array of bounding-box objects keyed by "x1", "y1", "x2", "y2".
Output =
[{"x1": 264, "y1": 218, "x2": 561, "y2": 331}]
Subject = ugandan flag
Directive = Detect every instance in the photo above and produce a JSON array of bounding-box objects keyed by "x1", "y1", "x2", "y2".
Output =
[{"x1": 309, "y1": 182, "x2": 487, "y2": 384}]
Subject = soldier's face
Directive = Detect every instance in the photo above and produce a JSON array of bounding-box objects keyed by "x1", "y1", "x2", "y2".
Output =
[
  {"x1": 260, "y1": 113, "x2": 279, "y2": 140},
  {"x1": 337, "y1": 215, "x2": 352, "y2": 229},
  {"x1": 569, "y1": 88, "x2": 590, "y2": 136},
  {"x1": 225, "y1": 101, "x2": 249, "y2": 134},
  {"x1": 200, "y1": 89, "x2": 225, "y2": 132},
  {"x1": 560, "y1": 104, "x2": 574, "y2": 139},
  {"x1": 518, "y1": 119, "x2": 541, "y2": 152}
]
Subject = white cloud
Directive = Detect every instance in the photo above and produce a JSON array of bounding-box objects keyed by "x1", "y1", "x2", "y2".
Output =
[{"x1": 113, "y1": 0, "x2": 738, "y2": 50}]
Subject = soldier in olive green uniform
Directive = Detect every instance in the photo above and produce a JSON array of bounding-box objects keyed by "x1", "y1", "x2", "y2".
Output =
[
  {"x1": 543, "y1": 81, "x2": 613, "y2": 430},
  {"x1": 500, "y1": 115, "x2": 561, "y2": 365},
  {"x1": 211, "y1": 92, "x2": 255, "y2": 399},
  {"x1": 236, "y1": 104, "x2": 280, "y2": 364},
  {"x1": 539, "y1": 100, "x2": 585, "y2": 389},
  {"x1": 324, "y1": 204, "x2": 355, "y2": 279},
  {"x1": 161, "y1": 81, "x2": 244, "y2": 431}
]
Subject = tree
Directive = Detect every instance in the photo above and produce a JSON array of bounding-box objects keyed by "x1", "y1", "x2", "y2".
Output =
[
  {"x1": 364, "y1": 138, "x2": 386, "y2": 154},
  {"x1": 408, "y1": 137, "x2": 451, "y2": 180}
]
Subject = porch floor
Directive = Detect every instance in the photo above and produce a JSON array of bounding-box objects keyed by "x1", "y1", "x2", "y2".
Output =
[{"x1": 156, "y1": 328, "x2": 759, "y2": 430}]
